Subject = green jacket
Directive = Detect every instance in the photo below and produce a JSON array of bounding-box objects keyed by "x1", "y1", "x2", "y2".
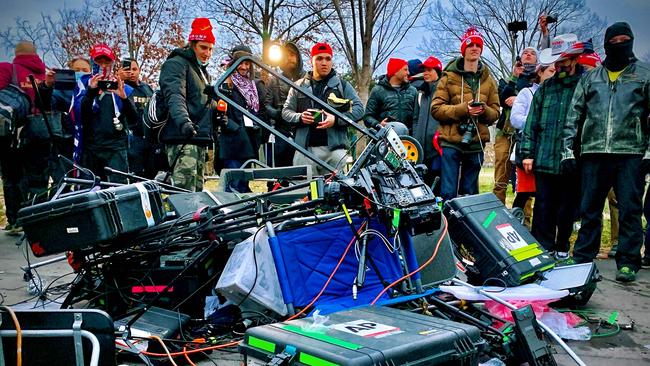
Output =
[
  {"x1": 520, "y1": 73, "x2": 581, "y2": 175},
  {"x1": 363, "y1": 75, "x2": 418, "y2": 131},
  {"x1": 562, "y1": 62, "x2": 650, "y2": 160}
]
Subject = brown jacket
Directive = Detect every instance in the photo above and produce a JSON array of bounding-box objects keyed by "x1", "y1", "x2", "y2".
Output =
[{"x1": 430, "y1": 57, "x2": 500, "y2": 145}]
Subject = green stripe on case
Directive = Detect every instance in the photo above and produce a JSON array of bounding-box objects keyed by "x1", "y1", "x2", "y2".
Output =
[
  {"x1": 247, "y1": 336, "x2": 276, "y2": 353},
  {"x1": 299, "y1": 352, "x2": 340, "y2": 366},
  {"x1": 482, "y1": 211, "x2": 497, "y2": 228}
]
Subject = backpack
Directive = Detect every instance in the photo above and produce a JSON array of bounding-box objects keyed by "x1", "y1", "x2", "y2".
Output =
[
  {"x1": 0, "y1": 64, "x2": 31, "y2": 137},
  {"x1": 142, "y1": 89, "x2": 168, "y2": 143}
]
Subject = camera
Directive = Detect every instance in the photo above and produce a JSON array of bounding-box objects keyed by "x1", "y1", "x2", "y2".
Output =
[
  {"x1": 507, "y1": 20, "x2": 528, "y2": 32},
  {"x1": 459, "y1": 121, "x2": 476, "y2": 145},
  {"x1": 53, "y1": 69, "x2": 76, "y2": 91},
  {"x1": 546, "y1": 15, "x2": 557, "y2": 24},
  {"x1": 98, "y1": 80, "x2": 118, "y2": 90}
]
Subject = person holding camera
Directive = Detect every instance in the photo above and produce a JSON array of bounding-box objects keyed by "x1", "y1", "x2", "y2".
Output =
[
  {"x1": 519, "y1": 34, "x2": 585, "y2": 259},
  {"x1": 158, "y1": 18, "x2": 217, "y2": 192},
  {"x1": 363, "y1": 57, "x2": 418, "y2": 135},
  {"x1": 77, "y1": 44, "x2": 137, "y2": 183},
  {"x1": 118, "y1": 58, "x2": 158, "y2": 179},
  {"x1": 562, "y1": 22, "x2": 650, "y2": 282},
  {"x1": 493, "y1": 47, "x2": 538, "y2": 205},
  {"x1": 218, "y1": 45, "x2": 266, "y2": 193},
  {"x1": 431, "y1": 27, "x2": 500, "y2": 201},
  {"x1": 282, "y1": 42, "x2": 364, "y2": 176},
  {"x1": 264, "y1": 42, "x2": 304, "y2": 167}
]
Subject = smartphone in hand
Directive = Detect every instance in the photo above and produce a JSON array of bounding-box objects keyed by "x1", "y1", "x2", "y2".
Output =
[{"x1": 307, "y1": 108, "x2": 324, "y2": 123}]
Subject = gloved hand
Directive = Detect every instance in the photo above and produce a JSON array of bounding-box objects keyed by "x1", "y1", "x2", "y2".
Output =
[
  {"x1": 181, "y1": 122, "x2": 197, "y2": 137},
  {"x1": 560, "y1": 158, "x2": 578, "y2": 176},
  {"x1": 641, "y1": 158, "x2": 650, "y2": 175}
]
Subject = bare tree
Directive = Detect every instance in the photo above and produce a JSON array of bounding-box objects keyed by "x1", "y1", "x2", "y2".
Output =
[
  {"x1": 419, "y1": 0, "x2": 606, "y2": 81},
  {"x1": 198, "y1": 0, "x2": 332, "y2": 62},
  {"x1": 315, "y1": 0, "x2": 427, "y2": 102}
]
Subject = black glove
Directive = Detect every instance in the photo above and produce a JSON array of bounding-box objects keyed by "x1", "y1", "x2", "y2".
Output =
[
  {"x1": 641, "y1": 158, "x2": 650, "y2": 175},
  {"x1": 181, "y1": 122, "x2": 197, "y2": 137},
  {"x1": 560, "y1": 158, "x2": 578, "y2": 176}
]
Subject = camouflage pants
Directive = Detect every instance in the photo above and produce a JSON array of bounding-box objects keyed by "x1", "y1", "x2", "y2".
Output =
[{"x1": 166, "y1": 144, "x2": 205, "y2": 192}]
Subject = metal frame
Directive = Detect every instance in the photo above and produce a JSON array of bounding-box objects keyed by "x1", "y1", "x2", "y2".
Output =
[{"x1": 212, "y1": 55, "x2": 380, "y2": 179}]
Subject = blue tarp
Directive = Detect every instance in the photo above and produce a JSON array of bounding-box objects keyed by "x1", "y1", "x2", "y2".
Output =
[{"x1": 273, "y1": 217, "x2": 404, "y2": 314}]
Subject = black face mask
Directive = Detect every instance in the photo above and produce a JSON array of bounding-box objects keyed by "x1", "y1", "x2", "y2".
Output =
[{"x1": 603, "y1": 39, "x2": 635, "y2": 71}]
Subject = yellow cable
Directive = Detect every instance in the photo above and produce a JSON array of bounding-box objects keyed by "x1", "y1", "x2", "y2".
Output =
[{"x1": 149, "y1": 335, "x2": 178, "y2": 366}]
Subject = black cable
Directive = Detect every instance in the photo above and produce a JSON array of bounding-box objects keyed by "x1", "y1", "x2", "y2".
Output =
[
  {"x1": 235, "y1": 226, "x2": 265, "y2": 307},
  {"x1": 481, "y1": 277, "x2": 508, "y2": 292}
]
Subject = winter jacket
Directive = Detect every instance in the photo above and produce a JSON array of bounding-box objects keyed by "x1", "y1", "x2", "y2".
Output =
[
  {"x1": 35, "y1": 84, "x2": 75, "y2": 138},
  {"x1": 562, "y1": 62, "x2": 650, "y2": 160},
  {"x1": 412, "y1": 79, "x2": 440, "y2": 160},
  {"x1": 430, "y1": 57, "x2": 500, "y2": 150},
  {"x1": 364, "y1": 75, "x2": 418, "y2": 131},
  {"x1": 497, "y1": 74, "x2": 534, "y2": 134},
  {"x1": 510, "y1": 84, "x2": 539, "y2": 130},
  {"x1": 126, "y1": 81, "x2": 154, "y2": 138},
  {"x1": 219, "y1": 79, "x2": 265, "y2": 161},
  {"x1": 282, "y1": 70, "x2": 364, "y2": 150},
  {"x1": 264, "y1": 42, "x2": 304, "y2": 136},
  {"x1": 80, "y1": 86, "x2": 137, "y2": 151},
  {"x1": 519, "y1": 73, "x2": 582, "y2": 175},
  {"x1": 0, "y1": 54, "x2": 46, "y2": 113},
  {"x1": 159, "y1": 47, "x2": 215, "y2": 145}
]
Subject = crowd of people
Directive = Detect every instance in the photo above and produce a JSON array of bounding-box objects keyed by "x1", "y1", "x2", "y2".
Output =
[{"x1": 1, "y1": 16, "x2": 649, "y2": 282}]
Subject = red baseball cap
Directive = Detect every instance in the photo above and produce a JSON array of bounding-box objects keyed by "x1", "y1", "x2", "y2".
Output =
[
  {"x1": 422, "y1": 56, "x2": 443, "y2": 72},
  {"x1": 90, "y1": 44, "x2": 115, "y2": 61},
  {"x1": 311, "y1": 42, "x2": 333, "y2": 58}
]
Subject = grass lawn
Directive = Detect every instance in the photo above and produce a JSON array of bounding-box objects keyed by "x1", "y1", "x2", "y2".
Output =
[{"x1": 478, "y1": 166, "x2": 615, "y2": 255}]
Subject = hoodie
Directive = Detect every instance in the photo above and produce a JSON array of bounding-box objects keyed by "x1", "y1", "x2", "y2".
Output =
[
  {"x1": 0, "y1": 54, "x2": 46, "y2": 113},
  {"x1": 264, "y1": 42, "x2": 305, "y2": 134}
]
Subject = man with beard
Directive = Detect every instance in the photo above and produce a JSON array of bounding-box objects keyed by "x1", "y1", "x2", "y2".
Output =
[
  {"x1": 562, "y1": 22, "x2": 650, "y2": 282},
  {"x1": 264, "y1": 42, "x2": 304, "y2": 167}
]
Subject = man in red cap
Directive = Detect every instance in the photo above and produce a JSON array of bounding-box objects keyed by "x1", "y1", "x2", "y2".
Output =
[
  {"x1": 282, "y1": 42, "x2": 364, "y2": 175},
  {"x1": 431, "y1": 26, "x2": 500, "y2": 200},
  {"x1": 363, "y1": 57, "x2": 417, "y2": 135},
  {"x1": 159, "y1": 17, "x2": 217, "y2": 191},
  {"x1": 412, "y1": 55, "x2": 443, "y2": 186},
  {"x1": 74, "y1": 43, "x2": 137, "y2": 183}
]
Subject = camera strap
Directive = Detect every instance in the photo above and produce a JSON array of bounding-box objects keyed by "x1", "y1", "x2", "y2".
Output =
[{"x1": 111, "y1": 92, "x2": 121, "y2": 120}]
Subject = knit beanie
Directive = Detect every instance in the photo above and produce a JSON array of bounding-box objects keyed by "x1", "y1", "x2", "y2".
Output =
[
  {"x1": 407, "y1": 59, "x2": 423, "y2": 76},
  {"x1": 387, "y1": 58, "x2": 408, "y2": 78},
  {"x1": 460, "y1": 26, "x2": 484, "y2": 55},
  {"x1": 188, "y1": 18, "x2": 215, "y2": 44}
]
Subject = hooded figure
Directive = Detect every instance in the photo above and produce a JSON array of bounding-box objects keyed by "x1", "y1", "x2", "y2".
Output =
[{"x1": 264, "y1": 42, "x2": 305, "y2": 166}]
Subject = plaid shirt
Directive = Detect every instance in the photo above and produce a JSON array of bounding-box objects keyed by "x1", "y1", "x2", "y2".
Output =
[{"x1": 520, "y1": 73, "x2": 581, "y2": 174}]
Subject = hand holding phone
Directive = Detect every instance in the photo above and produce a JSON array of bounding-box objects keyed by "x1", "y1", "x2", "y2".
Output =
[{"x1": 307, "y1": 108, "x2": 324, "y2": 124}]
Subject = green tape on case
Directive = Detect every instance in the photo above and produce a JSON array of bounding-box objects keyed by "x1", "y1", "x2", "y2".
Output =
[
  {"x1": 392, "y1": 208, "x2": 401, "y2": 229},
  {"x1": 281, "y1": 325, "x2": 361, "y2": 350},
  {"x1": 247, "y1": 336, "x2": 276, "y2": 353},
  {"x1": 482, "y1": 210, "x2": 497, "y2": 228},
  {"x1": 299, "y1": 352, "x2": 340, "y2": 366}
]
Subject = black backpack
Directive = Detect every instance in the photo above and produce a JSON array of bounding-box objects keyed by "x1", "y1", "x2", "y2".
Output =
[
  {"x1": 142, "y1": 89, "x2": 168, "y2": 143},
  {"x1": 0, "y1": 64, "x2": 31, "y2": 137}
]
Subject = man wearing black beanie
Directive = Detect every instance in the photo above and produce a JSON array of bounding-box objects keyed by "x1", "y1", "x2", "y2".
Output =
[{"x1": 562, "y1": 22, "x2": 650, "y2": 282}]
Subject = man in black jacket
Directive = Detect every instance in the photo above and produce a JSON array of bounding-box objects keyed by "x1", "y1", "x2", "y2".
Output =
[
  {"x1": 264, "y1": 42, "x2": 304, "y2": 167},
  {"x1": 159, "y1": 18, "x2": 217, "y2": 191}
]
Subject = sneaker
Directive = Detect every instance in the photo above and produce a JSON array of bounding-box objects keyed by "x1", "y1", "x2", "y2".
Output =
[
  {"x1": 642, "y1": 258, "x2": 650, "y2": 269},
  {"x1": 615, "y1": 266, "x2": 636, "y2": 282},
  {"x1": 608, "y1": 244, "x2": 618, "y2": 258},
  {"x1": 7, "y1": 225, "x2": 23, "y2": 236}
]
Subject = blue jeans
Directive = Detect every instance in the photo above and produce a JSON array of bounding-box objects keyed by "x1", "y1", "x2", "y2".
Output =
[
  {"x1": 223, "y1": 159, "x2": 251, "y2": 193},
  {"x1": 440, "y1": 147, "x2": 483, "y2": 201},
  {"x1": 573, "y1": 155, "x2": 644, "y2": 270}
]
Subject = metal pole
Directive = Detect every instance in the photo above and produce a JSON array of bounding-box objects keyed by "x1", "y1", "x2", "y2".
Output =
[{"x1": 0, "y1": 329, "x2": 100, "y2": 366}]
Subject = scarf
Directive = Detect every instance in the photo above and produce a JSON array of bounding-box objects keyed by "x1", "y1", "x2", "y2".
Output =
[{"x1": 231, "y1": 72, "x2": 259, "y2": 112}]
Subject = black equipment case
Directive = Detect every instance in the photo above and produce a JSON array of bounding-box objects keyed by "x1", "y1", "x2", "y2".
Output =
[
  {"x1": 240, "y1": 306, "x2": 485, "y2": 366},
  {"x1": 17, "y1": 181, "x2": 165, "y2": 257},
  {"x1": 443, "y1": 193, "x2": 555, "y2": 286}
]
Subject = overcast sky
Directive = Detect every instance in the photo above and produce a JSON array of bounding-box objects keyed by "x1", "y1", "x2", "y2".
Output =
[{"x1": 0, "y1": 0, "x2": 648, "y2": 68}]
